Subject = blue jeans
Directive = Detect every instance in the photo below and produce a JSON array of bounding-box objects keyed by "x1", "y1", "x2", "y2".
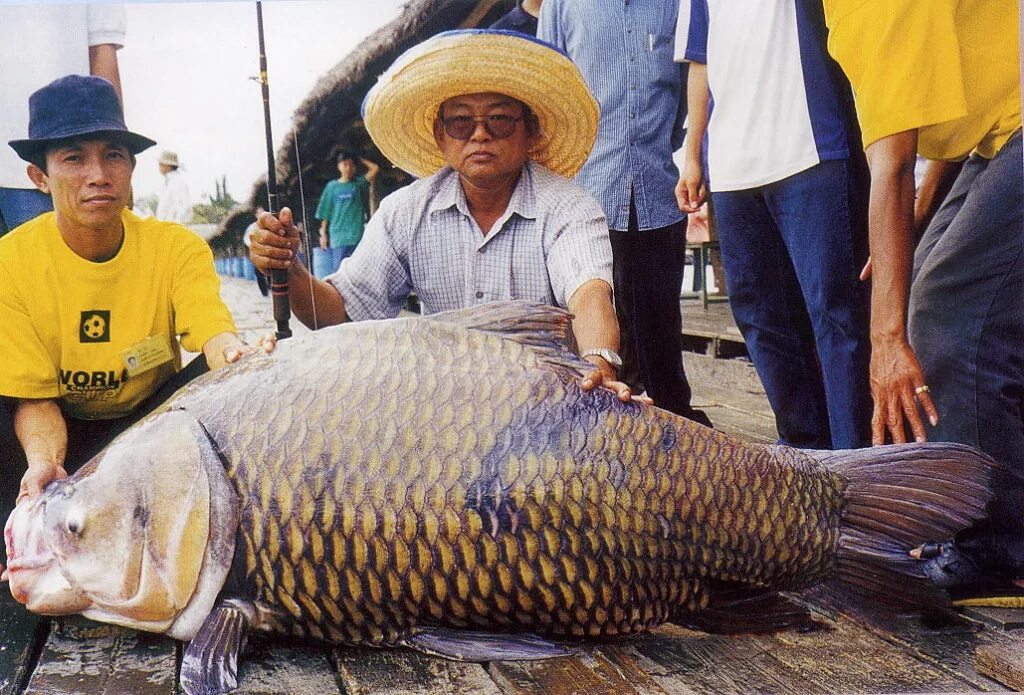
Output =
[
  {"x1": 0, "y1": 187, "x2": 52, "y2": 235},
  {"x1": 909, "y1": 131, "x2": 1024, "y2": 573},
  {"x1": 711, "y1": 158, "x2": 871, "y2": 449}
]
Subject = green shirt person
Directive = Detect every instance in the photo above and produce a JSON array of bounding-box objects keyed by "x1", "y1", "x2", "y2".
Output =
[{"x1": 315, "y1": 151, "x2": 379, "y2": 259}]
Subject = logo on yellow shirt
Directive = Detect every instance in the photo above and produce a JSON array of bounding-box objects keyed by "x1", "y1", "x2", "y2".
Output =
[{"x1": 80, "y1": 311, "x2": 110, "y2": 343}]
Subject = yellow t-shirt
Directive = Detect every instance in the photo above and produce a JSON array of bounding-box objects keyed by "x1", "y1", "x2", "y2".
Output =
[
  {"x1": 824, "y1": 0, "x2": 1021, "y2": 160},
  {"x1": 0, "y1": 209, "x2": 236, "y2": 419}
]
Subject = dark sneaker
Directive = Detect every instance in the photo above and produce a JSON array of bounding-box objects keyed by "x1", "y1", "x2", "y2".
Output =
[{"x1": 915, "y1": 540, "x2": 1024, "y2": 601}]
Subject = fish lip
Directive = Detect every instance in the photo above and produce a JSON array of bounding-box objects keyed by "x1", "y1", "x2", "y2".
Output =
[{"x1": 6, "y1": 555, "x2": 54, "y2": 573}]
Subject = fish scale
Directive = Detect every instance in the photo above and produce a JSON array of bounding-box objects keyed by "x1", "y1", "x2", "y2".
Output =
[{"x1": 179, "y1": 313, "x2": 846, "y2": 647}]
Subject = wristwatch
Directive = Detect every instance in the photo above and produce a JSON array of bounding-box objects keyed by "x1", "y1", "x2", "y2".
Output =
[{"x1": 581, "y1": 347, "x2": 623, "y2": 370}]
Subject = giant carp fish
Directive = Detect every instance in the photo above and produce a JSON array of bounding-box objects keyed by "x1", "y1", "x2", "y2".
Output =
[{"x1": 4, "y1": 302, "x2": 996, "y2": 694}]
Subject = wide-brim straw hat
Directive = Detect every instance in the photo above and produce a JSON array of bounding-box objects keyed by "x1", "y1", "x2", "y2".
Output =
[{"x1": 362, "y1": 29, "x2": 599, "y2": 179}]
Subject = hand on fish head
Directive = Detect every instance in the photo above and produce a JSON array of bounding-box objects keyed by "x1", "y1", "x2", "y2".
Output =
[{"x1": 4, "y1": 410, "x2": 239, "y2": 641}]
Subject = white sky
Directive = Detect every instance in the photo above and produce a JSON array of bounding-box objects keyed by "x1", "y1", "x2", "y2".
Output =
[{"x1": 110, "y1": 0, "x2": 407, "y2": 202}]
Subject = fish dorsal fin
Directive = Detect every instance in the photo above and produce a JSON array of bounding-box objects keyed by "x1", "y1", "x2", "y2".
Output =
[{"x1": 424, "y1": 300, "x2": 591, "y2": 378}]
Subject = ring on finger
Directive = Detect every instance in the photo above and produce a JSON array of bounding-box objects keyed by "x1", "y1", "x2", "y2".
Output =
[{"x1": 914, "y1": 384, "x2": 930, "y2": 396}]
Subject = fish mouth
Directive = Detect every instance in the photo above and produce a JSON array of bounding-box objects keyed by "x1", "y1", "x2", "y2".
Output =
[
  {"x1": 5, "y1": 555, "x2": 57, "y2": 605},
  {"x1": 6, "y1": 555, "x2": 54, "y2": 573}
]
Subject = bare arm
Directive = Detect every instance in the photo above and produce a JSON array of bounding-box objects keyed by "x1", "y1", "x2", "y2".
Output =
[
  {"x1": 677, "y1": 61, "x2": 709, "y2": 213},
  {"x1": 864, "y1": 130, "x2": 938, "y2": 445},
  {"x1": 568, "y1": 279, "x2": 643, "y2": 403},
  {"x1": 319, "y1": 220, "x2": 329, "y2": 249},
  {"x1": 361, "y1": 158, "x2": 380, "y2": 182},
  {"x1": 14, "y1": 399, "x2": 68, "y2": 501},
  {"x1": 88, "y1": 44, "x2": 122, "y2": 101},
  {"x1": 249, "y1": 207, "x2": 349, "y2": 329}
]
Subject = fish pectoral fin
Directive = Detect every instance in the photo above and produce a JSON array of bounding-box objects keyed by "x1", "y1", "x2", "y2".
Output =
[
  {"x1": 677, "y1": 588, "x2": 830, "y2": 635},
  {"x1": 180, "y1": 599, "x2": 253, "y2": 695},
  {"x1": 400, "y1": 627, "x2": 571, "y2": 662}
]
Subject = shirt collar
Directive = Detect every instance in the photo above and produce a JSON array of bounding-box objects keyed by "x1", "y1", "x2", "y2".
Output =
[{"x1": 427, "y1": 161, "x2": 538, "y2": 222}]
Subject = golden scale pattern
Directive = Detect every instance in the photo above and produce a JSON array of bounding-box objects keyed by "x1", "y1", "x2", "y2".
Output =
[{"x1": 190, "y1": 318, "x2": 846, "y2": 647}]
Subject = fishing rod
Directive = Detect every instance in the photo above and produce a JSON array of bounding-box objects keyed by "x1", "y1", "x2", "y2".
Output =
[{"x1": 256, "y1": 1, "x2": 292, "y2": 339}]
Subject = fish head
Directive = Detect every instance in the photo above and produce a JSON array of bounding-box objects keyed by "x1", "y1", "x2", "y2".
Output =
[{"x1": 5, "y1": 410, "x2": 239, "y2": 638}]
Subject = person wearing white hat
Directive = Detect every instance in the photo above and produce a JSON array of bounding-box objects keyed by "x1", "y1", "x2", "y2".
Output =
[
  {"x1": 156, "y1": 149, "x2": 192, "y2": 224},
  {"x1": 251, "y1": 30, "x2": 641, "y2": 401}
]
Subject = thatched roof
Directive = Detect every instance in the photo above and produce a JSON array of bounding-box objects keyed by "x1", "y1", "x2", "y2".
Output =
[{"x1": 213, "y1": 0, "x2": 513, "y2": 252}]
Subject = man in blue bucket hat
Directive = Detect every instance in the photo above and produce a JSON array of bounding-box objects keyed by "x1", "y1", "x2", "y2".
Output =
[{"x1": 0, "y1": 76, "x2": 273, "y2": 563}]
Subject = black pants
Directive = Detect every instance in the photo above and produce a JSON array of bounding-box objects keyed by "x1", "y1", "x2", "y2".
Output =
[
  {"x1": 609, "y1": 213, "x2": 701, "y2": 420},
  {"x1": 1, "y1": 356, "x2": 209, "y2": 561}
]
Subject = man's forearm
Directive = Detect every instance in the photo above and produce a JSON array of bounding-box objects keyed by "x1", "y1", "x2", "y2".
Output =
[
  {"x1": 14, "y1": 399, "x2": 67, "y2": 473},
  {"x1": 865, "y1": 132, "x2": 919, "y2": 341},
  {"x1": 287, "y1": 262, "x2": 350, "y2": 329},
  {"x1": 361, "y1": 158, "x2": 380, "y2": 181},
  {"x1": 684, "y1": 62, "x2": 709, "y2": 159},
  {"x1": 567, "y1": 279, "x2": 620, "y2": 358},
  {"x1": 89, "y1": 44, "x2": 122, "y2": 100}
]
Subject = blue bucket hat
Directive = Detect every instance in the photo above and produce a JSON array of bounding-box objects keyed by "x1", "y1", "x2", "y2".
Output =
[{"x1": 8, "y1": 75, "x2": 156, "y2": 163}]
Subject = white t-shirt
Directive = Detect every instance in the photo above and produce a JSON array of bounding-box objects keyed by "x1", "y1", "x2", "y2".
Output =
[
  {"x1": 156, "y1": 169, "x2": 192, "y2": 224},
  {"x1": 0, "y1": 5, "x2": 126, "y2": 189},
  {"x1": 675, "y1": 0, "x2": 855, "y2": 192}
]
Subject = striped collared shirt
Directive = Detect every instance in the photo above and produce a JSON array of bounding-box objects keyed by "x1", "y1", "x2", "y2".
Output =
[
  {"x1": 327, "y1": 161, "x2": 613, "y2": 320},
  {"x1": 539, "y1": 0, "x2": 687, "y2": 231}
]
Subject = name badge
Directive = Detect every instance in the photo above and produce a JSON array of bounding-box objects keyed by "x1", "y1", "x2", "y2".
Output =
[{"x1": 120, "y1": 335, "x2": 174, "y2": 377}]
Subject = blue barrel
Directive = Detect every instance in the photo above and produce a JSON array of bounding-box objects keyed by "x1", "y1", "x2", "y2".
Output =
[
  {"x1": 243, "y1": 258, "x2": 257, "y2": 281},
  {"x1": 312, "y1": 247, "x2": 336, "y2": 279}
]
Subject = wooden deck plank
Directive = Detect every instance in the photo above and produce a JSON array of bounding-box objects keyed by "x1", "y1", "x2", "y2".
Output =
[
  {"x1": 0, "y1": 593, "x2": 46, "y2": 695},
  {"x1": 685, "y1": 352, "x2": 776, "y2": 445},
  {"x1": 625, "y1": 617, "x2": 985, "y2": 695},
  {"x1": 23, "y1": 620, "x2": 176, "y2": 695},
  {"x1": 488, "y1": 648, "x2": 669, "y2": 695},
  {"x1": 234, "y1": 639, "x2": 339, "y2": 694},
  {"x1": 333, "y1": 647, "x2": 502, "y2": 695},
  {"x1": 976, "y1": 640, "x2": 1024, "y2": 691},
  {"x1": 805, "y1": 594, "x2": 1010, "y2": 692}
]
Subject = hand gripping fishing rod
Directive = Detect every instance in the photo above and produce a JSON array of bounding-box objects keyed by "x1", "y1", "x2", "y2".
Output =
[{"x1": 256, "y1": 1, "x2": 292, "y2": 339}]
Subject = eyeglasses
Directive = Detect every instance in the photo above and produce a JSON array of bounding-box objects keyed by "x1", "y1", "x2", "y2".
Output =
[{"x1": 440, "y1": 114, "x2": 525, "y2": 140}]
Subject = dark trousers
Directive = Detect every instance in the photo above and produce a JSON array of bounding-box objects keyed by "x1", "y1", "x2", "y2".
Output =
[
  {"x1": 711, "y1": 159, "x2": 872, "y2": 449},
  {"x1": 1, "y1": 356, "x2": 209, "y2": 562},
  {"x1": 609, "y1": 213, "x2": 699, "y2": 420},
  {"x1": 908, "y1": 132, "x2": 1024, "y2": 574}
]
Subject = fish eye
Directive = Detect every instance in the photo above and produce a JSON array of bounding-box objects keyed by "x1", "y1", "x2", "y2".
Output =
[{"x1": 65, "y1": 513, "x2": 84, "y2": 536}]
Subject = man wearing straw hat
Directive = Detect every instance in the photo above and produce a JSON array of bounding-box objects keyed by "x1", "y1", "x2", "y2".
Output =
[
  {"x1": 155, "y1": 150, "x2": 192, "y2": 224},
  {"x1": 0, "y1": 76, "x2": 272, "y2": 568},
  {"x1": 251, "y1": 30, "x2": 641, "y2": 401}
]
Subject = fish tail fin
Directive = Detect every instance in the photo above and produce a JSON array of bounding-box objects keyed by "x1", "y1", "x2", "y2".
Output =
[{"x1": 814, "y1": 442, "x2": 997, "y2": 608}]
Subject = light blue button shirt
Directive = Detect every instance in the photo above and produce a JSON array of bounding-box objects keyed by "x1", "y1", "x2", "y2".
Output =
[
  {"x1": 327, "y1": 162, "x2": 613, "y2": 320},
  {"x1": 539, "y1": 0, "x2": 687, "y2": 231}
]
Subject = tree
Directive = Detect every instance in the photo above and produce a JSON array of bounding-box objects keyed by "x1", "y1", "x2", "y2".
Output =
[{"x1": 191, "y1": 176, "x2": 237, "y2": 224}]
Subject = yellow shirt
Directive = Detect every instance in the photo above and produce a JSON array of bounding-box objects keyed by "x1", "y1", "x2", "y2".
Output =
[
  {"x1": 0, "y1": 210, "x2": 236, "y2": 419},
  {"x1": 824, "y1": 0, "x2": 1021, "y2": 160}
]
